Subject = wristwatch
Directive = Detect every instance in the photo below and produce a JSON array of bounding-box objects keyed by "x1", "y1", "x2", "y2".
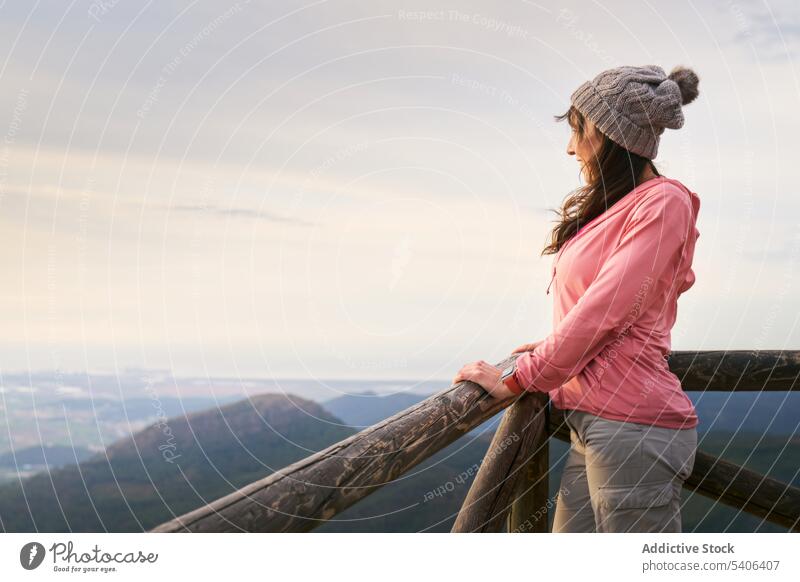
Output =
[{"x1": 500, "y1": 360, "x2": 525, "y2": 395}]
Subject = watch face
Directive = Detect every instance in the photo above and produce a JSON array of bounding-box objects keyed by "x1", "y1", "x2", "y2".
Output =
[{"x1": 501, "y1": 364, "x2": 515, "y2": 380}]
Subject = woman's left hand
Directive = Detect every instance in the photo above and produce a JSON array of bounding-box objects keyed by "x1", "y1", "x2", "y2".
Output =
[{"x1": 452, "y1": 360, "x2": 516, "y2": 400}]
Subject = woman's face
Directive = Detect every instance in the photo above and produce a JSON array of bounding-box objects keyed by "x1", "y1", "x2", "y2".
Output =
[{"x1": 567, "y1": 116, "x2": 603, "y2": 181}]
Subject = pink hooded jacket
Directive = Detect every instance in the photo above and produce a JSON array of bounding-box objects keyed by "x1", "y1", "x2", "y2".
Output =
[{"x1": 514, "y1": 176, "x2": 699, "y2": 429}]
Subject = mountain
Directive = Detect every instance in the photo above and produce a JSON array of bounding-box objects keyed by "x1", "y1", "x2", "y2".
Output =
[
  {"x1": 322, "y1": 391, "x2": 429, "y2": 427},
  {"x1": 51, "y1": 395, "x2": 242, "y2": 423},
  {"x1": 687, "y1": 391, "x2": 800, "y2": 435},
  {"x1": 0, "y1": 445, "x2": 93, "y2": 469},
  {"x1": 0, "y1": 390, "x2": 503, "y2": 533},
  {"x1": 0, "y1": 393, "x2": 354, "y2": 532},
  {"x1": 0, "y1": 390, "x2": 242, "y2": 472},
  {"x1": 0, "y1": 390, "x2": 795, "y2": 533},
  {"x1": 0, "y1": 445, "x2": 95, "y2": 485}
]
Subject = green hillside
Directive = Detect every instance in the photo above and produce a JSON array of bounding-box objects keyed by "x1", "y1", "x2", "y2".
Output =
[
  {"x1": 0, "y1": 393, "x2": 354, "y2": 532},
  {"x1": 0, "y1": 392, "x2": 794, "y2": 533}
]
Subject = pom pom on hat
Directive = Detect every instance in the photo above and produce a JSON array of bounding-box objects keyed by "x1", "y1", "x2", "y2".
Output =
[{"x1": 668, "y1": 66, "x2": 700, "y2": 105}]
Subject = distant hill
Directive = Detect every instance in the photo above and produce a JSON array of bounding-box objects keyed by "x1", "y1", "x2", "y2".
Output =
[
  {"x1": 0, "y1": 390, "x2": 795, "y2": 533},
  {"x1": 0, "y1": 393, "x2": 354, "y2": 532},
  {"x1": 0, "y1": 445, "x2": 95, "y2": 485},
  {"x1": 0, "y1": 390, "x2": 504, "y2": 533},
  {"x1": 687, "y1": 391, "x2": 800, "y2": 435},
  {"x1": 51, "y1": 395, "x2": 242, "y2": 423},
  {"x1": 0, "y1": 445, "x2": 93, "y2": 469},
  {"x1": 0, "y1": 392, "x2": 242, "y2": 470},
  {"x1": 322, "y1": 391, "x2": 429, "y2": 427}
]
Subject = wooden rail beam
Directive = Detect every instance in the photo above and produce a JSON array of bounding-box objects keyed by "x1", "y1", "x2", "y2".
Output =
[
  {"x1": 684, "y1": 451, "x2": 800, "y2": 531},
  {"x1": 668, "y1": 350, "x2": 800, "y2": 391}
]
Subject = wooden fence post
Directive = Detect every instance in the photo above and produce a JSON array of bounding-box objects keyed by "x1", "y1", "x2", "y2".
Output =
[
  {"x1": 452, "y1": 391, "x2": 549, "y2": 533},
  {"x1": 508, "y1": 395, "x2": 550, "y2": 533}
]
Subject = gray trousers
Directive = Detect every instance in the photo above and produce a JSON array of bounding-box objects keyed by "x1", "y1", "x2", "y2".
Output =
[{"x1": 552, "y1": 409, "x2": 697, "y2": 533}]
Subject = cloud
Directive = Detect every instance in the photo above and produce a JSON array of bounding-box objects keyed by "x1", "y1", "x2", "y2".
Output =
[
  {"x1": 165, "y1": 203, "x2": 317, "y2": 226},
  {"x1": 726, "y1": 0, "x2": 800, "y2": 61}
]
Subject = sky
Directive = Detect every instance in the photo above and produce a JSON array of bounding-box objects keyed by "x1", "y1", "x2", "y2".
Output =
[{"x1": 0, "y1": 0, "x2": 799, "y2": 383}]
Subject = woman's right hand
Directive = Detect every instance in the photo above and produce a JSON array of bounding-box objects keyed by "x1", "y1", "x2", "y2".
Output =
[{"x1": 511, "y1": 340, "x2": 542, "y2": 354}]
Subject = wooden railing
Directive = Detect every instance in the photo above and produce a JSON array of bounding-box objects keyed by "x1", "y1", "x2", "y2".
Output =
[{"x1": 150, "y1": 350, "x2": 800, "y2": 533}]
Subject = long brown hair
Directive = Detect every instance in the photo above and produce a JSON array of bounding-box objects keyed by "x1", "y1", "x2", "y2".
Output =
[{"x1": 541, "y1": 105, "x2": 660, "y2": 256}]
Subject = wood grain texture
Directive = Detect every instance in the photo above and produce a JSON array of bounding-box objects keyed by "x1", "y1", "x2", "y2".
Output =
[
  {"x1": 668, "y1": 350, "x2": 800, "y2": 391},
  {"x1": 451, "y1": 391, "x2": 549, "y2": 533},
  {"x1": 507, "y1": 393, "x2": 550, "y2": 533}
]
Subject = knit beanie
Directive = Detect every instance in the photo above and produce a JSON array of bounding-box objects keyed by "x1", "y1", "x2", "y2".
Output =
[{"x1": 570, "y1": 65, "x2": 700, "y2": 159}]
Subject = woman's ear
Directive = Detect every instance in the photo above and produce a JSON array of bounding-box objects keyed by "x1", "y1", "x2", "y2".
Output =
[{"x1": 583, "y1": 118, "x2": 598, "y2": 140}]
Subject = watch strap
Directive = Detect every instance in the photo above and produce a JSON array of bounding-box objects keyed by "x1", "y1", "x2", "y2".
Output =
[{"x1": 502, "y1": 365, "x2": 525, "y2": 395}]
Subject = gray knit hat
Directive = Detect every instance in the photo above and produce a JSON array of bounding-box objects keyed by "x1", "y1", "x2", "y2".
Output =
[{"x1": 570, "y1": 64, "x2": 700, "y2": 159}]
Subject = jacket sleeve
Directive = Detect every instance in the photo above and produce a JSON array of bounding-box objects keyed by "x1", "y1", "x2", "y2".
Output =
[{"x1": 514, "y1": 188, "x2": 694, "y2": 393}]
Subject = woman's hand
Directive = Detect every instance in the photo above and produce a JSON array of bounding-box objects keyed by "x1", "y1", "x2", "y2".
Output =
[
  {"x1": 452, "y1": 360, "x2": 516, "y2": 400},
  {"x1": 511, "y1": 340, "x2": 543, "y2": 353}
]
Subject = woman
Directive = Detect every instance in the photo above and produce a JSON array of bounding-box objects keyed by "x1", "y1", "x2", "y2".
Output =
[{"x1": 453, "y1": 65, "x2": 701, "y2": 533}]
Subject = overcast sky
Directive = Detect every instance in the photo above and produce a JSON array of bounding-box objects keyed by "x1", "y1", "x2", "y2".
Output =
[{"x1": 1, "y1": 0, "x2": 799, "y2": 383}]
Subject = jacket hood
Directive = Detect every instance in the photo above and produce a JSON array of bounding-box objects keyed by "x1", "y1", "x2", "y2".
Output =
[{"x1": 662, "y1": 176, "x2": 701, "y2": 240}]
